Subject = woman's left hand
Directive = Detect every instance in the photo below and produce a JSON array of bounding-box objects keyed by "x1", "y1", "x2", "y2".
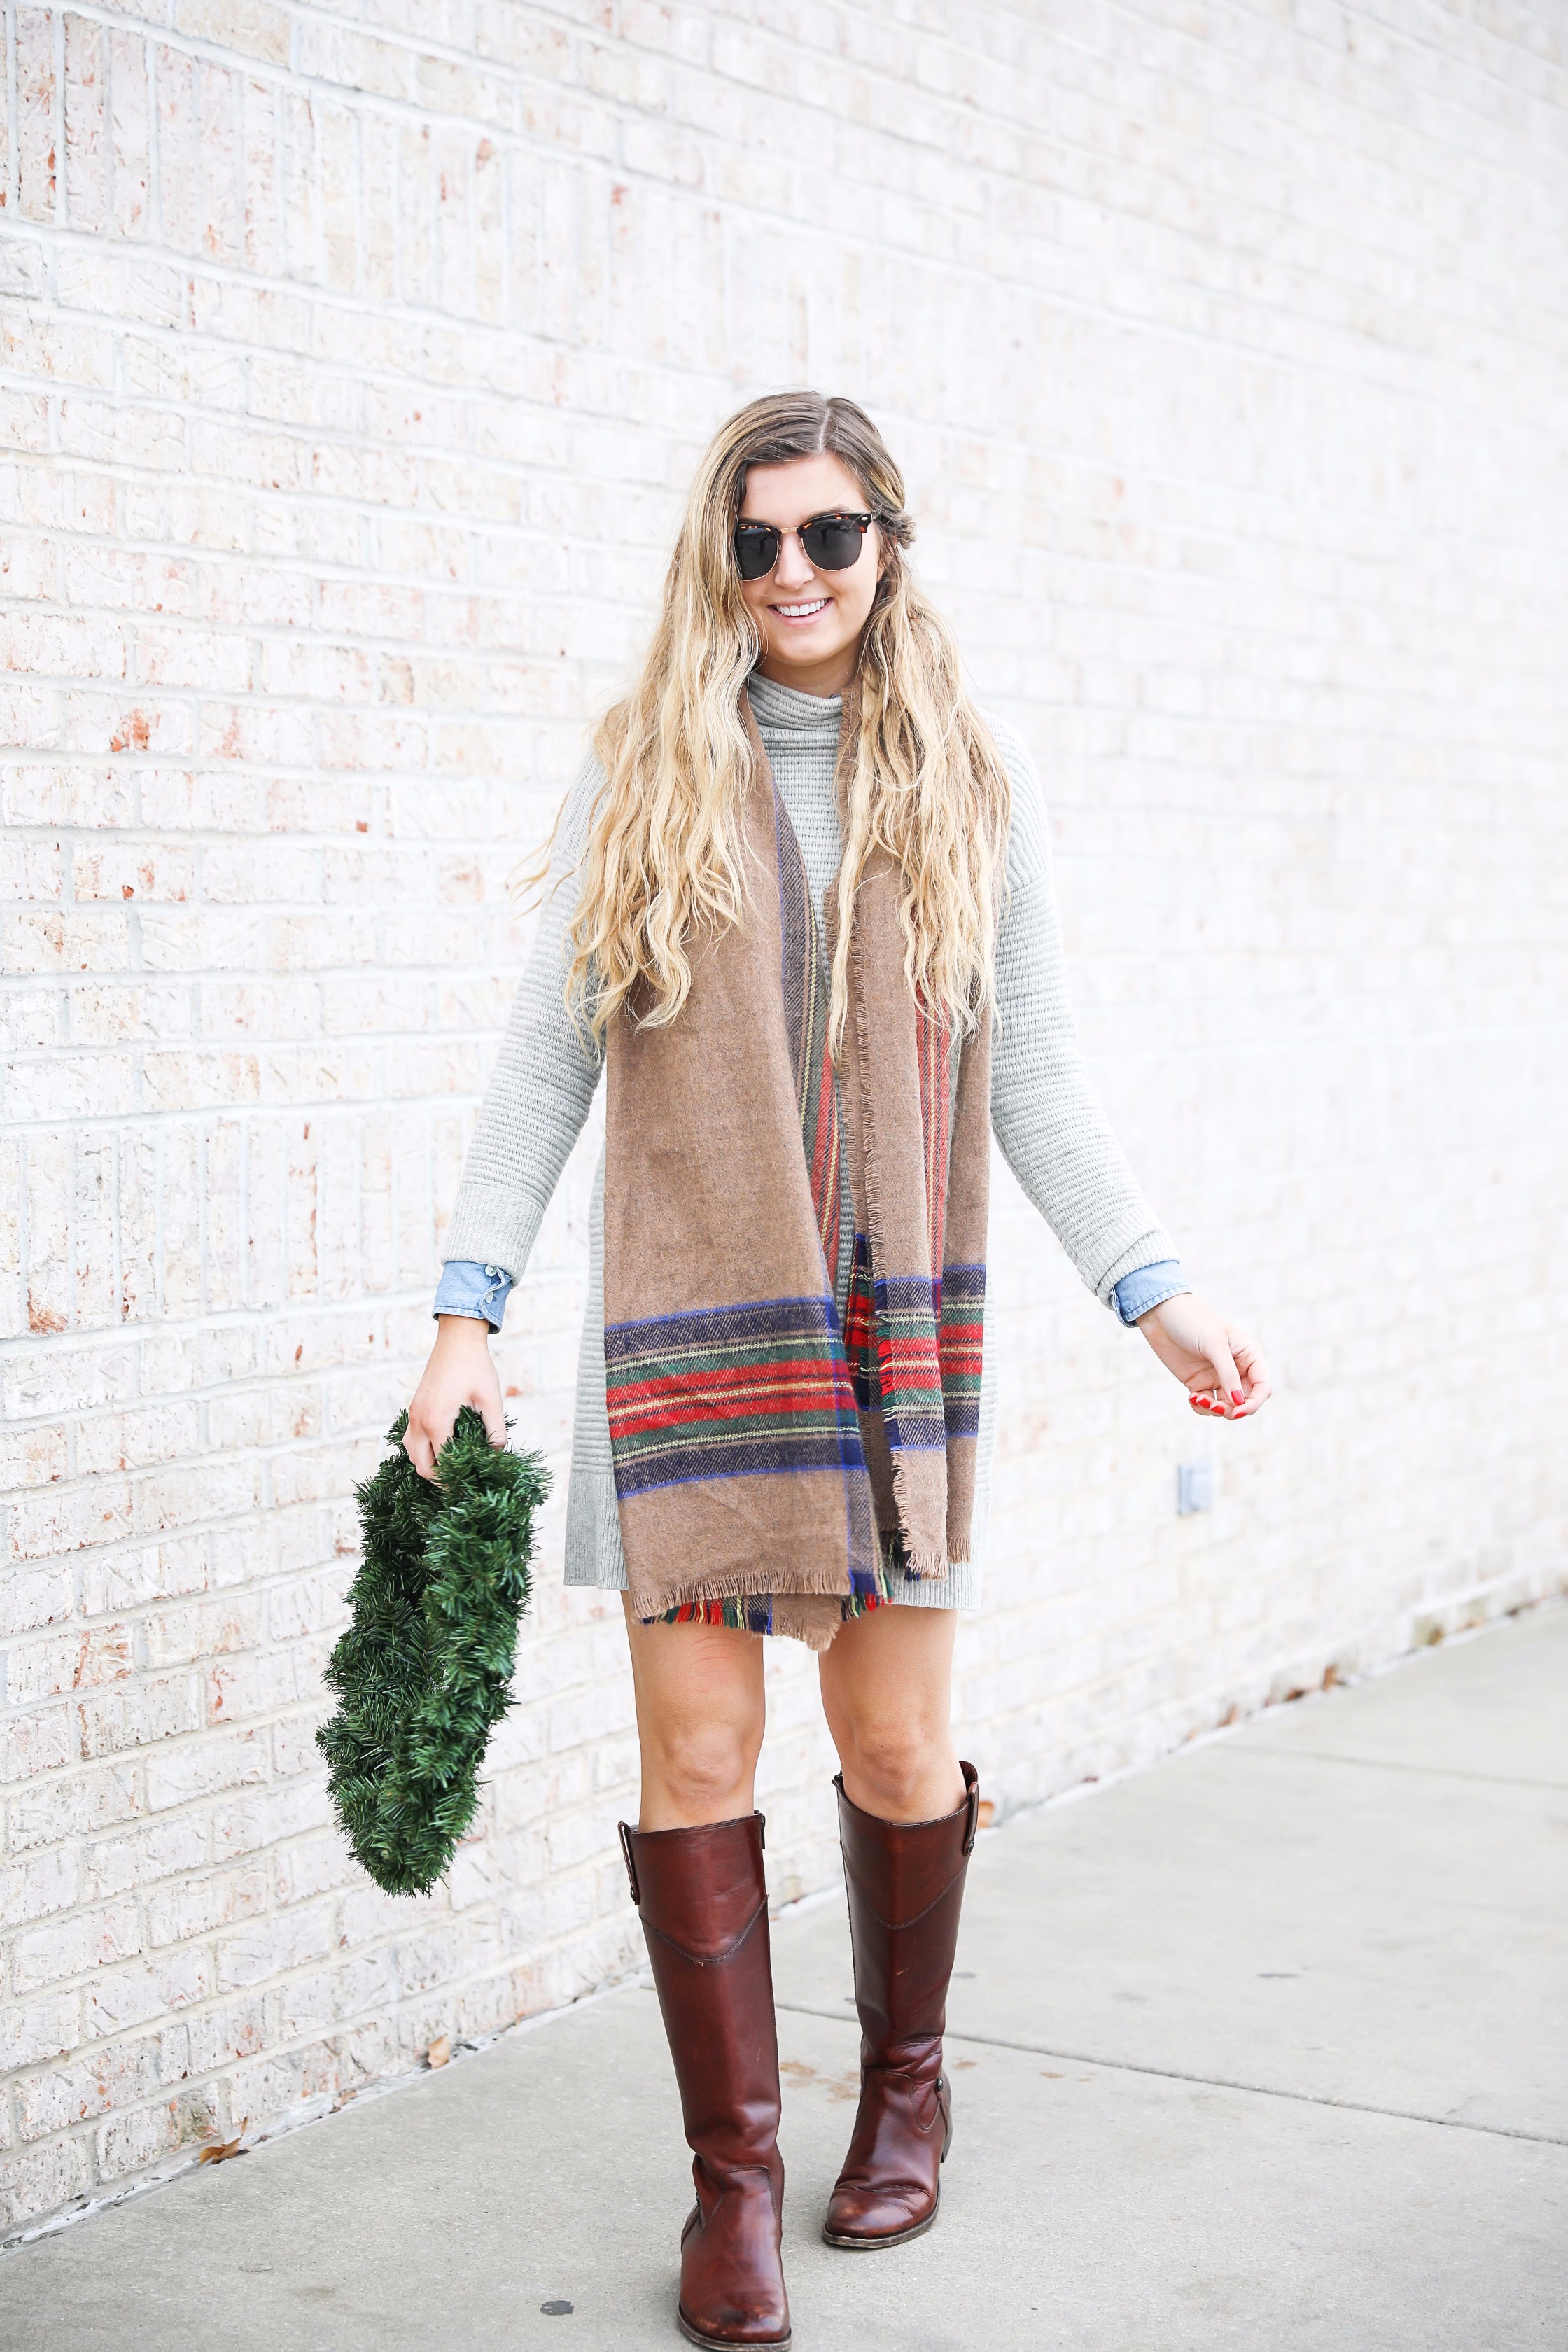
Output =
[{"x1": 1135, "y1": 1292, "x2": 1271, "y2": 1421}]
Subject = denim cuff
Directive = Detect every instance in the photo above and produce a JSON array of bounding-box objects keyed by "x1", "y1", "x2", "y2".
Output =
[
  {"x1": 1113, "y1": 1259, "x2": 1189, "y2": 1326},
  {"x1": 433, "y1": 1259, "x2": 514, "y2": 1332}
]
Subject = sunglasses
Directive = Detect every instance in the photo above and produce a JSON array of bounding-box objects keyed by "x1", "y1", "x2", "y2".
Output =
[{"x1": 733, "y1": 510, "x2": 875, "y2": 582}]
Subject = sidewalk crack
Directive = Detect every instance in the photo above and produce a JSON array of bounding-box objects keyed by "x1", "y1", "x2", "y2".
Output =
[
  {"x1": 1228, "y1": 1748, "x2": 1568, "y2": 1793},
  {"x1": 774, "y1": 2002, "x2": 1568, "y2": 2148}
]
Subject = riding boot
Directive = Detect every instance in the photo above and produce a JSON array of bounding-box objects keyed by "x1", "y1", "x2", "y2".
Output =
[
  {"x1": 822, "y1": 1761, "x2": 980, "y2": 2250},
  {"x1": 620, "y1": 1812, "x2": 792, "y2": 2350}
]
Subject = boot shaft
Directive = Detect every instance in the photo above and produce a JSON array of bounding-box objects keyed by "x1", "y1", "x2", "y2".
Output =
[
  {"x1": 836, "y1": 1764, "x2": 979, "y2": 2050},
  {"x1": 621, "y1": 1812, "x2": 783, "y2": 2176}
]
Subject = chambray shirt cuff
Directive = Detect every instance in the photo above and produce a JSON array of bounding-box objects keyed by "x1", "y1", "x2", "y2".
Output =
[
  {"x1": 433, "y1": 1259, "x2": 514, "y2": 1332},
  {"x1": 1113, "y1": 1260, "x2": 1189, "y2": 1326}
]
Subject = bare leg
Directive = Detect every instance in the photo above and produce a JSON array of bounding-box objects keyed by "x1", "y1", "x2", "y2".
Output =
[
  {"x1": 817, "y1": 1603, "x2": 965, "y2": 1821},
  {"x1": 621, "y1": 1596, "x2": 768, "y2": 1830}
]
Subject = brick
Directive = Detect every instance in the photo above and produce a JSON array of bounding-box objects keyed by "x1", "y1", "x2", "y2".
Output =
[
  {"x1": 56, "y1": 398, "x2": 186, "y2": 472},
  {"x1": 83, "y1": 1814, "x2": 211, "y2": 1902},
  {"x1": 0, "y1": 680, "x2": 56, "y2": 750},
  {"x1": 182, "y1": 1994, "x2": 267, "y2": 2073},
  {"x1": 14, "y1": 1900, "x2": 144, "y2": 1991},
  {"x1": 0, "y1": 608, "x2": 129, "y2": 681},
  {"x1": 64, "y1": 13, "x2": 109, "y2": 234},
  {"x1": 110, "y1": 29, "x2": 151, "y2": 240},
  {"x1": 0, "y1": 530, "x2": 55, "y2": 594},
  {"x1": 94, "y1": 2099, "x2": 179, "y2": 2182},
  {"x1": 0, "y1": 1992, "x2": 80, "y2": 2073},
  {"x1": 144, "y1": 1590, "x2": 265, "y2": 1667},
  {"x1": 8, "y1": 1760, "x2": 141, "y2": 1852},
  {"x1": 5, "y1": 1620, "x2": 136, "y2": 1712},
  {"x1": 76, "y1": 1670, "x2": 202, "y2": 1759},
  {"x1": 60, "y1": 545, "x2": 196, "y2": 615},
  {"x1": 211, "y1": 1780, "x2": 327, "y2": 1858},
  {"x1": 144, "y1": 1722, "x2": 270, "y2": 1809},
  {"x1": 1, "y1": 2137, "x2": 92, "y2": 2231},
  {"x1": 76, "y1": 1401, "x2": 203, "y2": 1476},
  {"x1": 19, "y1": 2033, "x2": 165, "y2": 2138},
  {"x1": 15, "y1": 8, "x2": 57, "y2": 225},
  {"x1": 0, "y1": 1562, "x2": 73, "y2": 1644},
  {"x1": 146, "y1": 1859, "x2": 269, "y2": 1945},
  {"x1": 6, "y1": 1336, "x2": 137, "y2": 1420},
  {"x1": 0, "y1": 828, "x2": 62, "y2": 897},
  {"x1": 176, "y1": 0, "x2": 290, "y2": 61},
  {"x1": 0, "y1": 1847, "x2": 81, "y2": 1929},
  {"x1": 6, "y1": 907, "x2": 129, "y2": 986},
  {"x1": 64, "y1": 692, "x2": 195, "y2": 755},
  {"x1": 83, "y1": 1946, "x2": 210, "y2": 2037},
  {"x1": 0, "y1": 1702, "x2": 75, "y2": 1783},
  {"x1": 215, "y1": 1898, "x2": 335, "y2": 1990}
]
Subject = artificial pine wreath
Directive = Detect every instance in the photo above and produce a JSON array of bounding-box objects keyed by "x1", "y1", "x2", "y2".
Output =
[{"x1": 316, "y1": 1407, "x2": 550, "y2": 1897}]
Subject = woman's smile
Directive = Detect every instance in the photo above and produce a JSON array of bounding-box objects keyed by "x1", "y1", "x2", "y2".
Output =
[{"x1": 770, "y1": 595, "x2": 830, "y2": 623}]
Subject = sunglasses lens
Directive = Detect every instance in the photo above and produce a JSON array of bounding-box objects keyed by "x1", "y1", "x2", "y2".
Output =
[
  {"x1": 801, "y1": 516, "x2": 865, "y2": 570},
  {"x1": 734, "y1": 527, "x2": 779, "y2": 580}
]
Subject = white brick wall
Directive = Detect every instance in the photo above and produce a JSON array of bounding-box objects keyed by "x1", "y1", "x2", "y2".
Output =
[{"x1": 4, "y1": 0, "x2": 1566, "y2": 2240}]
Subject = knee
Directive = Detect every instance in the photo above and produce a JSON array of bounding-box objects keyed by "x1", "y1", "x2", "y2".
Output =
[
  {"x1": 837, "y1": 1709, "x2": 945, "y2": 1817},
  {"x1": 645, "y1": 1714, "x2": 759, "y2": 1819}
]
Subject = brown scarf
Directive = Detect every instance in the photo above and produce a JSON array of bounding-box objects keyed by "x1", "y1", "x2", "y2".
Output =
[{"x1": 601, "y1": 690, "x2": 990, "y2": 1649}]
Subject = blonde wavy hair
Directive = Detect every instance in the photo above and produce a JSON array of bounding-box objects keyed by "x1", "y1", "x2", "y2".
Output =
[{"x1": 545, "y1": 391, "x2": 1012, "y2": 1054}]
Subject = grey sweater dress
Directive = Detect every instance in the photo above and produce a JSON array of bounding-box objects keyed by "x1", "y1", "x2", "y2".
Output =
[{"x1": 441, "y1": 674, "x2": 1181, "y2": 1611}]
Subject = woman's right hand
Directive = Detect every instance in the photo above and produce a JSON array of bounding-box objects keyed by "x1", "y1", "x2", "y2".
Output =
[{"x1": 405, "y1": 1315, "x2": 508, "y2": 1480}]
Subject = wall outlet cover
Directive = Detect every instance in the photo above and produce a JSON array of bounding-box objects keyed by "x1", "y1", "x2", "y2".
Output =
[{"x1": 1177, "y1": 1460, "x2": 1215, "y2": 1516}]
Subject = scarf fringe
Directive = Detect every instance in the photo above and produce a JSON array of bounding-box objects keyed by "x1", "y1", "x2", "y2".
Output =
[
  {"x1": 627, "y1": 1555, "x2": 858, "y2": 1615},
  {"x1": 897, "y1": 1548, "x2": 952, "y2": 1581}
]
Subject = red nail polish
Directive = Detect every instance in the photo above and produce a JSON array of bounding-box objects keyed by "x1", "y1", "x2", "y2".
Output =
[{"x1": 1231, "y1": 1390, "x2": 1245, "y2": 1406}]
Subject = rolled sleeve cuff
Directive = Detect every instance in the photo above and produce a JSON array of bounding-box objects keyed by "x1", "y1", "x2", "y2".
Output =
[
  {"x1": 433, "y1": 1259, "x2": 514, "y2": 1332},
  {"x1": 1113, "y1": 1259, "x2": 1189, "y2": 1327}
]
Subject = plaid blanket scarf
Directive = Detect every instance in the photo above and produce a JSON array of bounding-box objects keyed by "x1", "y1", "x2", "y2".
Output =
[{"x1": 602, "y1": 690, "x2": 990, "y2": 1650}]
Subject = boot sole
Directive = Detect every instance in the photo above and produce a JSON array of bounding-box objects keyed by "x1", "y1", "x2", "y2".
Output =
[
  {"x1": 822, "y1": 2208, "x2": 937, "y2": 2251},
  {"x1": 676, "y1": 2310, "x2": 791, "y2": 2352}
]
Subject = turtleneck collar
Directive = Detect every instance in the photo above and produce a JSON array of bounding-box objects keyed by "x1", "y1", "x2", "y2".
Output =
[{"x1": 746, "y1": 669, "x2": 845, "y2": 736}]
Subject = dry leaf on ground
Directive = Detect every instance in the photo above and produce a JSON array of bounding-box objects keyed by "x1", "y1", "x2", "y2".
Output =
[
  {"x1": 427, "y1": 2035, "x2": 451, "y2": 2068},
  {"x1": 197, "y1": 2120, "x2": 249, "y2": 2165}
]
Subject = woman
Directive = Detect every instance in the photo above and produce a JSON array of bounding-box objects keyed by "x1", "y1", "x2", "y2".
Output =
[{"x1": 406, "y1": 393, "x2": 1268, "y2": 2351}]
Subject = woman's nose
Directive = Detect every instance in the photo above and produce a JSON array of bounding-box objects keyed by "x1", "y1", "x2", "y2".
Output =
[{"x1": 771, "y1": 533, "x2": 816, "y2": 589}]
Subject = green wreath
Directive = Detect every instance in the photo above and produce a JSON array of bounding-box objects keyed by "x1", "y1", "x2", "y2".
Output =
[{"x1": 316, "y1": 1408, "x2": 550, "y2": 1898}]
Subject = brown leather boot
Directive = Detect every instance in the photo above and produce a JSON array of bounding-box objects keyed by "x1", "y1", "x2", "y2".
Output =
[
  {"x1": 822, "y1": 1761, "x2": 980, "y2": 2250},
  {"x1": 620, "y1": 1813, "x2": 792, "y2": 2351}
]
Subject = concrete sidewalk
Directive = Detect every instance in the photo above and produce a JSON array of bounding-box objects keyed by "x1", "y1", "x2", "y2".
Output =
[{"x1": 5, "y1": 1608, "x2": 1565, "y2": 2351}]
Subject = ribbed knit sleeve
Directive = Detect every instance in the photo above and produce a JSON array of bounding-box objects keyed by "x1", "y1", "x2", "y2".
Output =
[
  {"x1": 440, "y1": 756, "x2": 606, "y2": 1276},
  {"x1": 987, "y1": 720, "x2": 1177, "y2": 1307}
]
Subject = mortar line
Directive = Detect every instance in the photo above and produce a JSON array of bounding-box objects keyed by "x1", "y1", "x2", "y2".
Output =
[{"x1": 772, "y1": 2002, "x2": 1568, "y2": 2151}]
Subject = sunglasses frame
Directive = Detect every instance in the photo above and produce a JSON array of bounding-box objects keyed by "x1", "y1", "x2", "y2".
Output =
[{"x1": 732, "y1": 510, "x2": 876, "y2": 581}]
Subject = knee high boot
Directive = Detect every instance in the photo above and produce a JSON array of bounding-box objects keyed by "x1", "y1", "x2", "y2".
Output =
[
  {"x1": 822, "y1": 1761, "x2": 980, "y2": 2250},
  {"x1": 620, "y1": 1814, "x2": 792, "y2": 2351}
]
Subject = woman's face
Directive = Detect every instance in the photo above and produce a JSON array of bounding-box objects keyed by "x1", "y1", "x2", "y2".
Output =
[{"x1": 735, "y1": 451, "x2": 882, "y2": 696}]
